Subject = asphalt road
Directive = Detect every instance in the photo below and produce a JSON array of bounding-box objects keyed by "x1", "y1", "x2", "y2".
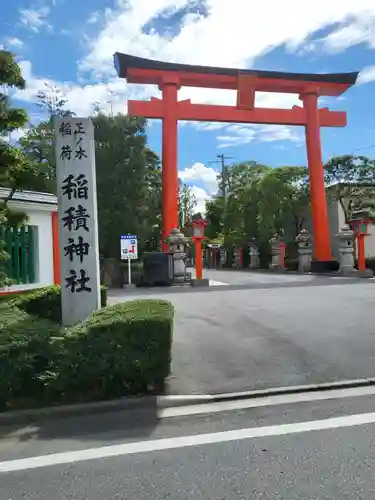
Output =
[
  {"x1": 2, "y1": 388, "x2": 375, "y2": 499},
  {"x1": 109, "y1": 270, "x2": 375, "y2": 395}
]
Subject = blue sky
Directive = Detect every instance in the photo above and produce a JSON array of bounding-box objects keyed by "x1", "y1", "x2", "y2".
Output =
[{"x1": 2, "y1": 0, "x2": 375, "y2": 212}]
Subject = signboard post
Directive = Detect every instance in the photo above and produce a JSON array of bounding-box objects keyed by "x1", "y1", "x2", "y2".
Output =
[
  {"x1": 54, "y1": 117, "x2": 100, "y2": 326},
  {"x1": 120, "y1": 234, "x2": 138, "y2": 285}
]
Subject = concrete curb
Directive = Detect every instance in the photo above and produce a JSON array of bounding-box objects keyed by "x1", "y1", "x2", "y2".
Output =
[
  {"x1": 2, "y1": 378, "x2": 375, "y2": 426},
  {"x1": 157, "y1": 378, "x2": 375, "y2": 408}
]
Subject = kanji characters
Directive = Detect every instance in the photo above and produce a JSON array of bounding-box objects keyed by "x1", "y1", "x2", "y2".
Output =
[
  {"x1": 65, "y1": 269, "x2": 92, "y2": 293},
  {"x1": 62, "y1": 205, "x2": 90, "y2": 232},
  {"x1": 64, "y1": 236, "x2": 90, "y2": 263},
  {"x1": 61, "y1": 174, "x2": 88, "y2": 200}
]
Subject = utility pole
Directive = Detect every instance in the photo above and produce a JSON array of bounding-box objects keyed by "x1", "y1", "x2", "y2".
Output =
[
  {"x1": 209, "y1": 154, "x2": 233, "y2": 199},
  {"x1": 209, "y1": 154, "x2": 234, "y2": 240}
]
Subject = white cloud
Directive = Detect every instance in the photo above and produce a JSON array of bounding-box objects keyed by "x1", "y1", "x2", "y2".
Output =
[
  {"x1": 80, "y1": 0, "x2": 375, "y2": 79},
  {"x1": 4, "y1": 37, "x2": 24, "y2": 49},
  {"x1": 216, "y1": 123, "x2": 303, "y2": 148},
  {"x1": 12, "y1": 0, "x2": 375, "y2": 139},
  {"x1": 2, "y1": 128, "x2": 28, "y2": 144},
  {"x1": 14, "y1": 60, "x2": 147, "y2": 118},
  {"x1": 87, "y1": 11, "x2": 101, "y2": 25},
  {"x1": 179, "y1": 162, "x2": 219, "y2": 196},
  {"x1": 178, "y1": 162, "x2": 219, "y2": 215},
  {"x1": 358, "y1": 65, "x2": 375, "y2": 84},
  {"x1": 190, "y1": 185, "x2": 211, "y2": 215},
  {"x1": 320, "y1": 12, "x2": 375, "y2": 53},
  {"x1": 19, "y1": 6, "x2": 51, "y2": 33}
]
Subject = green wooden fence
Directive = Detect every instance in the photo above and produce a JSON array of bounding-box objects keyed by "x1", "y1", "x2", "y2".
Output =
[{"x1": 0, "y1": 225, "x2": 36, "y2": 285}]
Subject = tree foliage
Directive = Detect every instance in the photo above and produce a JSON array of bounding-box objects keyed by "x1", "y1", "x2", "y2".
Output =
[
  {"x1": 93, "y1": 113, "x2": 162, "y2": 257},
  {"x1": 205, "y1": 161, "x2": 310, "y2": 247},
  {"x1": 178, "y1": 180, "x2": 197, "y2": 228},
  {"x1": 19, "y1": 82, "x2": 76, "y2": 194},
  {"x1": 35, "y1": 82, "x2": 75, "y2": 119},
  {"x1": 20, "y1": 98, "x2": 163, "y2": 258},
  {"x1": 0, "y1": 51, "x2": 48, "y2": 285},
  {"x1": 324, "y1": 155, "x2": 375, "y2": 222}
]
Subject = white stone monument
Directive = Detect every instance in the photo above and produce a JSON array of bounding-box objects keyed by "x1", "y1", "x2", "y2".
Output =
[{"x1": 54, "y1": 117, "x2": 100, "y2": 326}]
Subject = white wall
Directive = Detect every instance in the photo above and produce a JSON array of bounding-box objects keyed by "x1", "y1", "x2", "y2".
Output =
[
  {"x1": 26, "y1": 209, "x2": 54, "y2": 287},
  {"x1": 0, "y1": 193, "x2": 57, "y2": 293}
]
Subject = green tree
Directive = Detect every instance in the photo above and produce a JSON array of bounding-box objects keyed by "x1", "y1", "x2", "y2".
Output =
[
  {"x1": 19, "y1": 82, "x2": 75, "y2": 193},
  {"x1": 208, "y1": 161, "x2": 310, "y2": 248},
  {"x1": 258, "y1": 166, "x2": 310, "y2": 238},
  {"x1": 93, "y1": 113, "x2": 161, "y2": 258},
  {"x1": 19, "y1": 121, "x2": 56, "y2": 192},
  {"x1": 35, "y1": 82, "x2": 74, "y2": 119},
  {"x1": 205, "y1": 196, "x2": 225, "y2": 240},
  {"x1": 0, "y1": 51, "x2": 48, "y2": 285},
  {"x1": 178, "y1": 180, "x2": 197, "y2": 228},
  {"x1": 223, "y1": 161, "x2": 270, "y2": 245},
  {"x1": 324, "y1": 155, "x2": 375, "y2": 222}
]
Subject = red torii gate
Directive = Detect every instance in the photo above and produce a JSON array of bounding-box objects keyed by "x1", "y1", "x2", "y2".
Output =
[{"x1": 114, "y1": 53, "x2": 358, "y2": 266}]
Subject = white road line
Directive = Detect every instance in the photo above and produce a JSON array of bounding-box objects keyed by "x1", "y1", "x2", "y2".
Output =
[
  {"x1": 208, "y1": 280, "x2": 228, "y2": 286},
  {"x1": 159, "y1": 385, "x2": 375, "y2": 419},
  {"x1": 2, "y1": 411, "x2": 375, "y2": 473}
]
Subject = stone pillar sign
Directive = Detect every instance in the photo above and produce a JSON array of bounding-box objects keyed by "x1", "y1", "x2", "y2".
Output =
[{"x1": 54, "y1": 117, "x2": 100, "y2": 326}]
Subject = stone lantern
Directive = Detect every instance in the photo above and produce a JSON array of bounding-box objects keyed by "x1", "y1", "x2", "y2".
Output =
[
  {"x1": 335, "y1": 224, "x2": 357, "y2": 276},
  {"x1": 219, "y1": 248, "x2": 227, "y2": 268},
  {"x1": 248, "y1": 240, "x2": 260, "y2": 269},
  {"x1": 295, "y1": 229, "x2": 313, "y2": 273},
  {"x1": 165, "y1": 228, "x2": 189, "y2": 280},
  {"x1": 269, "y1": 233, "x2": 282, "y2": 269}
]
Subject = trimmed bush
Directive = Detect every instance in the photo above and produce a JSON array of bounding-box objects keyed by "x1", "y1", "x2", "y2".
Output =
[
  {"x1": 0, "y1": 298, "x2": 174, "y2": 410},
  {"x1": 0, "y1": 301, "x2": 62, "y2": 410},
  {"x1": 17, "y1": 285, "x2": 108, "y2": 323},
  {"x1": 52, "y1": 299, "x2": 174, "y2": 400}
]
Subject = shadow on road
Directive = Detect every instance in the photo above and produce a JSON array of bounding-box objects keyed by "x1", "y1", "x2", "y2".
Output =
[
  {"x1": 108, "y1": 274, "x2": 374, "y2": 299},
  {"x1": 0, "y1": 402, "x2": 159, "y2": 445}
]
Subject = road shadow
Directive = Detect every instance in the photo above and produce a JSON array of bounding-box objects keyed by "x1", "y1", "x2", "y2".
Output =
[
  {"x1": 108, "y1": 275, "x2": 375, "y2": 300},
  {"x1": 0, "y1": 399, "x2": 159, "y2": 445}
]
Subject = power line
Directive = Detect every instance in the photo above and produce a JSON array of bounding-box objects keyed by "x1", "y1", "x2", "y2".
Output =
[
  {"x1": 353, "y1": 143, "x2": 375, "y2": 152},
  {"x1": 330, "y1": 143, "x2": 375, "y2": 158},
  {"x1": 208, "y1": 154, "x2": 234, "y2": 198}
]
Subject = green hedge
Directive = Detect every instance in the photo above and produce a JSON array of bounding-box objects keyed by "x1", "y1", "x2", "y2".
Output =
[
  {"x1": 0, "y1": 301, "x2": 62, "y2": 410},
  {"x1": 53, "y1": 300, "x2": 174, "y2": 399},
  {"x1": 16, "y1": 285, "x2": 108, "y2": 323},
  {"x1": 0, "y1": 298, "x2": 174, "y2": 410}
]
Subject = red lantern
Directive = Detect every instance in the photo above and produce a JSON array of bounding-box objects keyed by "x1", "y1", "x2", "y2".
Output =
[
  {"x1": 191, "y1": 218, "x2": 208, "y2": 280},
  {"x1": 349, "y1": 215, "x2": 371, "y2": 271}
]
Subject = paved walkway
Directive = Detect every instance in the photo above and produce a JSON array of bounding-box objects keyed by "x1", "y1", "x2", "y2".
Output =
[{"x1": 109, "y1": 270, "x2": 375, "y2": 395}]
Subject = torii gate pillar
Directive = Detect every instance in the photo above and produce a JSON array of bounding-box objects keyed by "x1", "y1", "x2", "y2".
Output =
[
  {"x1": 159, "y1": 77, "x2": 180, "y2": 250},
  {"x1": 302, "y1": 92, "x2": 331, "y2": 261}
]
